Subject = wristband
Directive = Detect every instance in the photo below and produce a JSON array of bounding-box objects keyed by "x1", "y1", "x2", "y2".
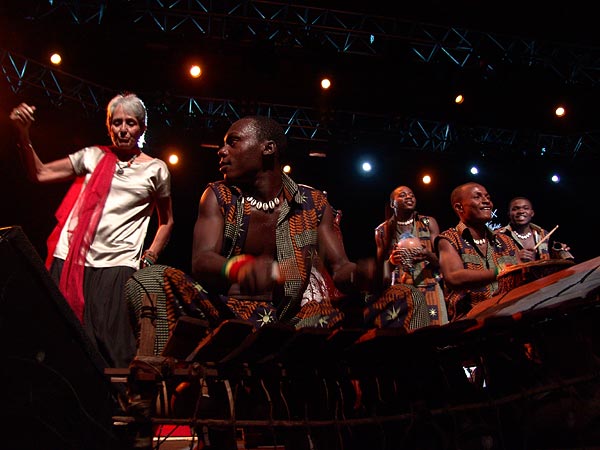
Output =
[
  {"x1": 222, "y1": 254, "x2": 255, "y2": 283},
  {"x1": 493, "y1": 266, "x2": 500, "y2": 279},
  {"x1": 142, "y1": 250, "x2": 157, "y2": 266}
]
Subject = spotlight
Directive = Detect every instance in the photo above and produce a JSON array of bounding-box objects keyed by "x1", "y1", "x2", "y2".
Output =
[
  {"x1": 189, "y1": 65, "x2": 202, "y2": 78},
  {"x1": 50, "y1": 53, "x2": 62, "y2": 65}
]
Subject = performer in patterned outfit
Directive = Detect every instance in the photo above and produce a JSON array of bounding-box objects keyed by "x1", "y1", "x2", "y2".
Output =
[
  {"x1": 127, "y1": 116, "x2": 376, "y2": 340},
  {"x1": 496, "y1": 196, "x2": 573, "y2": 262},
  {"x1": 191, "y1": 115, "x2": 379, "y2": 328},
  {"x1": 435, "y1": 182, "x2": 520, "y2": 321},
  {"x1": 374, "y1": 185, "x2": 447, "y2": 326}
]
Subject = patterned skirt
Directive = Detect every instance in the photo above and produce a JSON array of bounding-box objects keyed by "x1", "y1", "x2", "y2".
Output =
[
  {"x1": 363, "y1": 284, "x2": 431, "y2": 330},
  {"x1": 125, "y1": 264, "x2": 345, "y2": 355}
]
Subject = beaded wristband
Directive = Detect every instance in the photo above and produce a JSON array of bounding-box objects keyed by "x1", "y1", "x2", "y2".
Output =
[
  {"x1": 142, "y1": 250, "x2": 157, "y2": 266},
  {"x1": 493, "y1": 266, "x2": 500, "y2": 279},
  {"x1": 222, "y1": 254, "x2": 255, "y2": 283}
]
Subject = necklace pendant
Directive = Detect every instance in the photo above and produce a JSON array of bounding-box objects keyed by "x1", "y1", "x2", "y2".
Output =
[{"x1": 115, "y1": 153, "x2": 138, "y2": 175}]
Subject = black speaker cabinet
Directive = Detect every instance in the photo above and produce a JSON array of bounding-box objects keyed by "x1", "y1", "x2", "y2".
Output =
[{"x1": 0, "y1": 226, "x2": 125, "y2": 449}]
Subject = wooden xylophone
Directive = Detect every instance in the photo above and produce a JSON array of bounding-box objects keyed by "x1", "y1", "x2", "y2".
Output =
[{"x1": 109, "y1": 256, "x2": 600, "y2": 450}]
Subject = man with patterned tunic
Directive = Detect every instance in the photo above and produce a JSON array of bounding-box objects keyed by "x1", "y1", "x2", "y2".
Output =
[
  {"x1": 127, "y1": 116, "x2": 381, "y2": 344},
  {"x1": 122, "y1": 116, "x2": 432, "y2": 449},
  {"x1": 496, "y1": 196, "x2": 573, "y2": 262},
  {"x1": 435, "y1": 182, "x2": 520, "y2": 321}
]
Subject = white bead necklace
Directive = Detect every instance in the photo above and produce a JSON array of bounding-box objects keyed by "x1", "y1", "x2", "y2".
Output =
[
  {"x1": 473, "y1": 238, "x2": 486, "y2": 245},
  {"x1": 397, "y1": 218, "x2": 414, "y2": 226},
  {"x1": 245, "y1": 187, "x2": 283, "y2": 212},
  {"x1": 514, "y1": 231, "x2": 532, "y2": 240}
]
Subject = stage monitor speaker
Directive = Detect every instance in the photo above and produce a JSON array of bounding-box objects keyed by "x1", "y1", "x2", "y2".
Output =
[{"x1": 0, "y1": 226, "x2": 125, "y2": 449}]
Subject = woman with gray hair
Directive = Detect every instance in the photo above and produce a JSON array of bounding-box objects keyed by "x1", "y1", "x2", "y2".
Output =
[{"x1": 9, "y1": 92, "x2": 174, "y2": 368}]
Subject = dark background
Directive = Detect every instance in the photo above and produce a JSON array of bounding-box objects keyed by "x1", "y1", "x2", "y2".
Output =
[{"x1": 1, "y1": 0, "x2": 598, "y2": 272}]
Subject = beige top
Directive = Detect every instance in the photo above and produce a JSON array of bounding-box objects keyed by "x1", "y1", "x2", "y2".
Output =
[{"x1": 54, "y1": 146, "x2": 171, "y2": 269}]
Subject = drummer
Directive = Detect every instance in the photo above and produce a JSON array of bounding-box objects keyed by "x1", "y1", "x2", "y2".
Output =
[
  {"x1": 496, "y1": 197, "x2": 573, "y2": 262},
  {"x1": 435, "y1": 182, "x2": 520, "y2": 321}
]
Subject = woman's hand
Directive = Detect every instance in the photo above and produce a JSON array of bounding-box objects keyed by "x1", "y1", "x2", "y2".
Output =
[{"x1": 10, "y1": 103, "x2": 36, "y2": 135}]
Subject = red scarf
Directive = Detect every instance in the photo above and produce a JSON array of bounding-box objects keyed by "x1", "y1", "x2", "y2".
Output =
[{"x1": 46, "y1": 146, "x2": 118, "y2": 322}]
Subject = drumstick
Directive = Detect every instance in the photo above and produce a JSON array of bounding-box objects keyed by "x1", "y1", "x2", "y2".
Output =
[{"x1": 533, "y1": 225, "x2": 558, "y2": 250}]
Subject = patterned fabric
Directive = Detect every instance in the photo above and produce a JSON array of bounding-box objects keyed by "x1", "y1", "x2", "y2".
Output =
[
  {"x1": 496, "y1": 223, "x2": 551, "y2": 259},
  {"x1": 209, "y1": 172, "x2": 332, "y2": 324},
  {"x1": 126, "y1": 264, "x2": 178, "y2": 356},
  {"x1": 436, "y1": 222, "x2": 519, "y2": 321},
  {"x1": 126, "y1": 264, "x2": 347, "y2": 355},
  {"x1": 374, "y1": 213, "x2": 448, "y2": 325},
  {"x1": 125, "y1": 174, "x2": 346, "y2": 355},
  {"x1": 363, "y1": 284, "x2": 430, "y2": 330}
]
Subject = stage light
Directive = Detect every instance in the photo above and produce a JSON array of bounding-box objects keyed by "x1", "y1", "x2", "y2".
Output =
[
  {"x1": 422, "y1": 175, "x2": 431, "y2": 184},
  {"x1": 551, "y1": 174, "x2": 560, "y2": 183},
  {"x1": 189, "y1": 65, "x2": 202, "y2": 78},
  {"x1": 455, "y1": 94, "x2": 464, "y2": 104},
  {"x1": 555, "y1": 106, "x2": 566, "y2": 117},
  {"x1": 470, "y1": 166, "x2": 479, "y2": 175},
  {"x1": 361, "y1": 161, "x2": 372, "y2": 172},
  {"x1": 321, "y1": 78, "x2": 331, "y2": 90},
  {"x1": 283, "y1": 164, "x2": 291, "y2": 174},
  {"x1": 168, "y1": 154, "x2": 179, "y2": 165},
  {"x1": 50, "y1": 53, "x2": 62, "y2": 65}
]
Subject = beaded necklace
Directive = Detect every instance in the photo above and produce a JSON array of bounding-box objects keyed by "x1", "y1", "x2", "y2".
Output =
[
  {"x1": 245, "y1": 187, "x2": 283, "y2": 212},
  {"x1": 514, "y1": 230, "x2": 532, "y2": 240},
  {"x1": 116, "y1": 153, "x2": 139, "y2": 174}
]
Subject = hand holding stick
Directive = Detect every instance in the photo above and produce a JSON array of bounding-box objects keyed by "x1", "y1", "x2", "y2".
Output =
[{"x1": 533, "y1": 225, "x2": 559, "y2": 250}]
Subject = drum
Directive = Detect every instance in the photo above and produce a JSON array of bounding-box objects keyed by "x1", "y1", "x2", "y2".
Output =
[{"x1": 497, "y1": 258, "x2": 575, "y2": 293}]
